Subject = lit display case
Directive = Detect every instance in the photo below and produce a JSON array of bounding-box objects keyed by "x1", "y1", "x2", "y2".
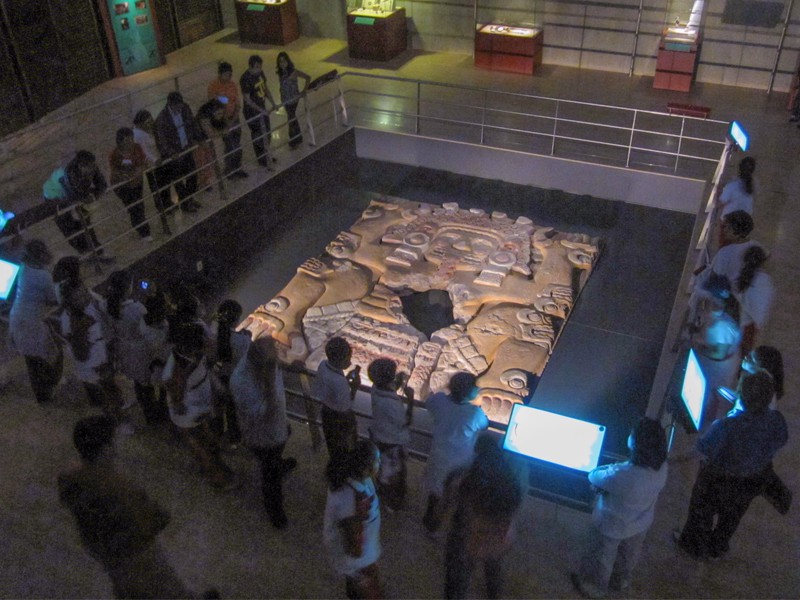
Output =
[
  {"x1": 346, "y1": 0, "x2": 407, "y2": 61},
  {"x1": 100, "y1": 0, "x2": 165, "y2": 76},
  {"x1": 474, "y1": 23, "x2": 544, "y2": 75},
  {"x1": 235, "y1": 0, "x2": 299, "y2": 46},
  {"x1": 654, "y1": 1, "x2": 704, "y2": 92}
]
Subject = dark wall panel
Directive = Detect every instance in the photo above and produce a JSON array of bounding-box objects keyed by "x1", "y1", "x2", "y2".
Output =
[
  {"x1": 174, "y1": 0, "x2": 220, "y2": 45},
  {"x1": 0, "y1": 15, "x2": 29, "y2": 135},
  {"x1": 48, "y1": 0, "x2": 109, "y2": 97},
  {"x1": 152, "y1": 0, "x2": 179, "y2": 54},
  {"x1": 2, "y1": 0, "x2": 71, "y2": 118}
]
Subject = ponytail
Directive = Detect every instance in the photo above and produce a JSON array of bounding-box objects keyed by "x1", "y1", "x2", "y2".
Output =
[
  {"x1": 739, "y1": 157, "x2": 756, "y2": 195},
  {"x1": 105, "y1": 270, "x2": 132, "y2": 320},
  {"x1": 737, "y1": 245, "x2": 767, "y2": 293}
]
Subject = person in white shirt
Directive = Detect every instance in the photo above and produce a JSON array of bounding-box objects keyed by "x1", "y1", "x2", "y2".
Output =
[
  {"x1": 323, "y1": 439, "x2": 382, "y2": 599},
  {"x1": 162, "y1": 322, "x2": 236, "y2": 490},
  {"x1": 8, "y1": 240, "x2": 62, "y2": 404},
  {"x1": 59, "y1": 279, "x2": 124, "y2": 427},
  {"x1": 718, "y1": 156, "x2": 755, "y2": 219},
  {"x1": 312, "y1": 337, "x2": 361, "y2": 465},
  {"x1": 132, "y1": 109, "x2": 172, "y2": 235},
  {"x1": 367, "y1": 358, "x2": 413, "y2": 512},
  {"x1": 733, "y1": 245, "x2": 775, "y2": 354},
  {"x1": 422, "y1": 372, "x2": 489, "y2": 533},
  {"x1": 230, "y1": 336, "x2": 297, "y2": 529},
  {"x1": 571, "y1": 418, "x2": 668, "y2": 599}
]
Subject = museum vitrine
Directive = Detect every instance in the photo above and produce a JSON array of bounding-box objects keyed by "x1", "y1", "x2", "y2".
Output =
[
  {"x1": 474, "y1": 23, "x2": 544, "y2": 75},
  {"x1": 235, "y1": 0, "x2": 300, "y2": 45},
  {"x1": 100, "y1": 0, "x2": 164, "y2": 76},
  {"x1": 346, "y1": 0, "x2": 407, "y2": 61}
]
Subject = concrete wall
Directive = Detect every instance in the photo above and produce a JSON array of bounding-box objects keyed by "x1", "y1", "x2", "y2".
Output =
[{"x1": 354, "y1": 128, "x2": 707, "y2": 213}]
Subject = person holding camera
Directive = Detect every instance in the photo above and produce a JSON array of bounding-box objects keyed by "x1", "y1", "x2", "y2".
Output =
[{"x1": 367, "y1": 358, "x2": 414, "y2": 512}]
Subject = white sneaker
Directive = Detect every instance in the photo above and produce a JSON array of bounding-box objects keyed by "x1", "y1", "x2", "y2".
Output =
[{"x1": 142, "y1": 235, "x2": 154, "y2": 243}]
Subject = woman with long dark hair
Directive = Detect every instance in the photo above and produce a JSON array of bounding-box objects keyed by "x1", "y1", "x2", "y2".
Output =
[
  {"x1": 734, "y1": 245, "x2": 774, "y2": 353},
  {"x1": 719, "y1": 156, "x2": 756, "y2": 218},
  {"x1": 572, "y1": 418, "x2": 668, "y2": 598},
  {"x1": 230, "y1": 336, "x2": 296, "y2": 529},
  {"x1": 275, "y1": 52, "x2": 311, "y2": 149}
]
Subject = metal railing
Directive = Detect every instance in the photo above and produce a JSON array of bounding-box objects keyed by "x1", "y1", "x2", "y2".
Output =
[{"x1": 337, "y1": 72, "x2": 729, "y2": 180}]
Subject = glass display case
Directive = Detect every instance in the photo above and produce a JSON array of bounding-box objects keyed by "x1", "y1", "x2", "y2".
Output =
[
  {"x1": 235, "y1": 0, "x2": 299, "y2": 45},
  {"x1": 103, "y1": 0, "x2": 164, "y2": 76},
  {"x1": 346, "y1": 0, "x2": 406, "y2": 61},
  {"x1": 474, "y1": 23, "x2": 544, "y2": 75}
]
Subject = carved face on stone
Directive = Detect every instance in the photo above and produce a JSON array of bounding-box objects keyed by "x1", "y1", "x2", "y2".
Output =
[
  {"x1": 424, "y1": 227, "x2": 501, "y2": 268},
  {"x1": 326, "y1": 231, "x2": 361, "y2": 259}
]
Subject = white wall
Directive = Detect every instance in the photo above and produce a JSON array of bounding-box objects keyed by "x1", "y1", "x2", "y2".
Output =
[{"x1": 354, "y1": 128, "x2": 707, "y2": 213}]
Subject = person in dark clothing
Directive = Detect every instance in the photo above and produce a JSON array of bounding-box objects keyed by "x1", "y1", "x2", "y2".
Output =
[
  {"x1": 109, "y1": 127, "x2": 152, "y2": 241},
  {"x1": 443, "y1": 434, "x2": 523, "y2": 599},
  {"x1": 59, "y1": 415, "x2": 211, "y2": 598},
  {"x1": 676, "y1": 371, "x2": 788, "y2": 560},
  {"x1": 42, "y1": 150, "x2": 109, "y2": 256},
  {"x1": 240, "y1": 54, "x2": 277, "y2": 168},
  {"x1": 275, "y1": 52, "x2": 310, "y2": 149},
  {"x1": 154, "y1": 92, "x2": 201, "y2": 213}
]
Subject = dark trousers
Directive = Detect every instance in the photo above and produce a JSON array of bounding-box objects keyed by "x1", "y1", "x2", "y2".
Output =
[
  {"x1": 133, "y1": 381, "x2": 168, "y2": 424},
  {"x1": 679, "y1": 466, "x2": 767, "y2": 558},
  {"x1": 83, "y1": 377, "x2": 123, "y2": 423},
  {"x1": 445, "y1": 517, "x2": 503, "y2": 599},
  {"x1": 251, "y1": 443, "x2": 289, "y2": 524},
  {"x1": 157, "y1": 152, "x2": 197, "y2": 208},
  {"x1": 145, "y1": 171, "x2": 172, "y2": 233},
  {"x1": 223, "y1": 121, "x2": 243, "y2": 173},
  {"x1": 321, "y1": 406, "x2": 358, "y2": 465},
  {"x1": 374, "y1": 441, "x2": 407, "y2": 511},
  {"x1": 423, "y1": 493, "x2": 444, "y2": 533},
  {"x1": 245, "y1": 112, "x2": 271, "y2": 161},
  {"x1": 54, "y1": 209, "x2": 101, "y2": 254},
  {"x1": 344, "y1": 562, "x2": 382, "y2": 600},
  {"x1": 114, "y1": 184, "x2": 150, "y2": 238},
  {"x1": 24, "y1": 354, "x2": 63, "y2": 404},
  {"x1": 285, "y1": 102, "x2": 302, "y2": 146}
]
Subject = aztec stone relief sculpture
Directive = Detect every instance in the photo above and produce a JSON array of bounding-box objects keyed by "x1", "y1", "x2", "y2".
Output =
[{"x1": 241, "y1": 197, "x2": 600, "y2": 424}]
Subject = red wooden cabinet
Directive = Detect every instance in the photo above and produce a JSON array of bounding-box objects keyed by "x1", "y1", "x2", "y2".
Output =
[
  {"x1": 235, "y1": 0, "x2": 299, "y2": 46},
  {"x1": 653, "y1": 30, "x2": 701, "y2": 93},
  {"x1": 346, "y1": 8, "x2": 407, "y2": 61},
  {"x1": 474, "y1": 24, "x2": 544, "y2": 76}
]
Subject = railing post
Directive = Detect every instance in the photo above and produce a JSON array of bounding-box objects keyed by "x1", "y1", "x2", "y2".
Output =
[
  {"x1": 626, "y1": 110, "x2": 637, "y2": 168},
  {"x1": 416, "y1": 81, "x2": 421, "y2": 135},
  {"x1": 299, "y1": 372, "x2": 322, "y2": 452},
  {"x1": 551, "y1": 100, "x2": 559, "y2": 156},
  {"x1": 304, "y1": 97, "x2": 317, "y2": 147},
  {"x1": 480, "y1": 89, "x2": 487, "y2": 145},
  {"x1": 674, "y1": 117, "x2": 686, "y2": 173},
  {"x1": 213, "y1": 142, "x2": 227, "y2": 202},
  {"x1": 337, "y1": 77, "x2": 349, "y2": 127}
]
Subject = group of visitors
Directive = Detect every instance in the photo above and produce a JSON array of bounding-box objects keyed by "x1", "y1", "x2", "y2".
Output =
[
  {"x1": 42, "y1": 53, "x2": 310, "y2": 257},
  {"x1": 665, "y1": 156, "x2": 790, "y2": 570},
  {"x1": 7, "y1": 152, "x2": 790, "y2": 599}
]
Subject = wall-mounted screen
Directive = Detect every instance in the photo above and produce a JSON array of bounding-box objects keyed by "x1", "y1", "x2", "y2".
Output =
[
  {"x1": 0, "y1": 258, "x2": 21, "y2": 301},
  {"x1": 502, "y1": 404, "x2": 606, "y2": 472},
  {"x1": 681, "y1": 348, "x2": 707, "y2": 431},
  {"x1": 729, "y1": 120, "x2": 750, "y2": 151}
]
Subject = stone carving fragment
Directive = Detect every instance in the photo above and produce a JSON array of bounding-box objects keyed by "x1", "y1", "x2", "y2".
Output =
[{"x1": 243, "y1": 197, "x2": 600, "y2": 424}]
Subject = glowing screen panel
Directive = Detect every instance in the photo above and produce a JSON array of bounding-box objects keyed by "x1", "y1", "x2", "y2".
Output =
[
  {"x1": 681, "y1": 348, "x2": 707, "y2": 431},
  {"x1": 0, "y1": 258, "x2": 20, "y2": 301},
  {"x1": 502, "y1": 404, "x2": 606, "y2": 472}
]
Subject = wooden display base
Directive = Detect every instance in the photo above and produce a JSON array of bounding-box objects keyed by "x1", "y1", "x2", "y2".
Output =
[
  {"x1": 474, "y1": 25, "x2": 543, "y2": 76},
  {"x1": 235, "y1": 0, "x2": 300, "y2": 46},
  {"x1": 346, "y1": 8, "x2": 407, "y2": 62}
]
